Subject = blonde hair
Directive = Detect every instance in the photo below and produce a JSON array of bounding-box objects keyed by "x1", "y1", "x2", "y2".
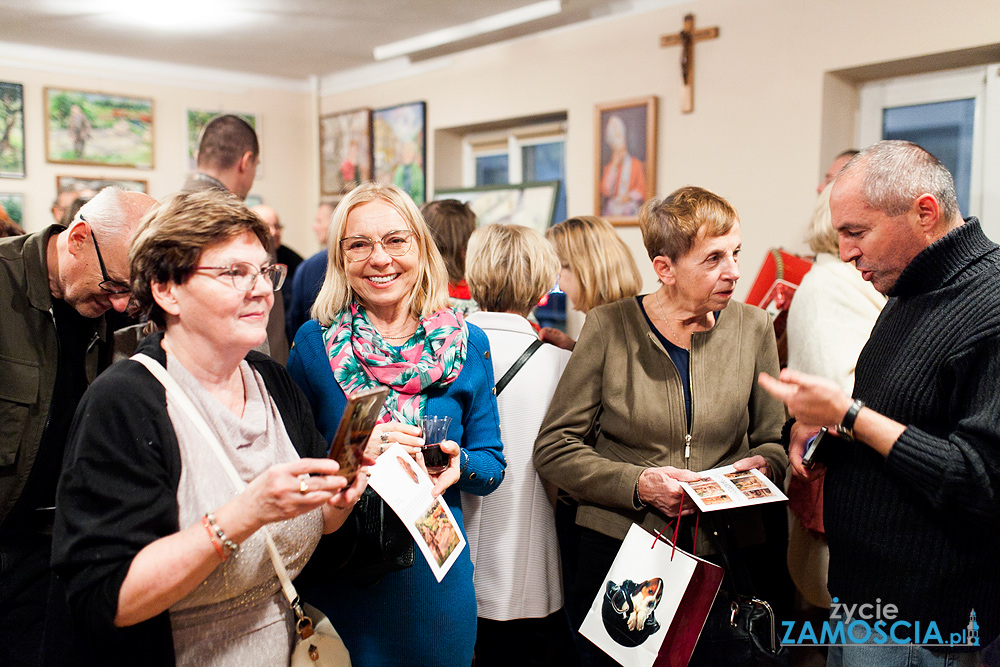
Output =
[
  {"x1": 805, "y1": 182, "x2": 839, "y2": 256},
  {"x1": 639, "y1": 186, "x2": 737, "y2": 262},
  {"x1": 545, "y1": 216, "x2": 642, "y2": 313},
  {"x1": 311, "y1": 182, "x2": 450, "y2": 325},
  {"x1": 466, "y1": 224, "x2": 559, "y2": 316}
]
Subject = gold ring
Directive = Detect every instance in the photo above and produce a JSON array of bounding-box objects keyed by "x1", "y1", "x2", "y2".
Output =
[
  {"x1": 298, "y1": 478, "x2": 310, "y2": 494},
  {"x1": 380, "y1": 431, "x2": 390, "y2": 443}
]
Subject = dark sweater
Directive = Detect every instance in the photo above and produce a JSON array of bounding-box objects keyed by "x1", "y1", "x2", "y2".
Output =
[
  {"x1": 824, "y1": 219, "x2": 1000, "y2": 647},
  {"x1": 51, "y1": 332, "x2": 329, "y2": 666}
]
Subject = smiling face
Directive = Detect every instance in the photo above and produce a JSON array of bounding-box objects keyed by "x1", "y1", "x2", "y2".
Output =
[
  {"x1": 831, "y1": 172, "x2": 925, "y2": 294},
  {"x1": 342, "y1": 199, "x2": 420, "y2": 321},
  {"x1": 157, "y1": 231, "x2": 273, "y2": 354},
  {"x1": 663, "y1": 221, "x2": 742, "y2": 314}
]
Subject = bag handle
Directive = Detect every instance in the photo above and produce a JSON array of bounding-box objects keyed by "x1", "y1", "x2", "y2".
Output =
[
  {"x1": 130, "y1": 353, "x2": 310, "y2": 629},
  {"x1": 702, "y1": 513, "x2": 756, "y2": 598},
  {"x1": 493, "y1": 339, "x2": 544, "y2": 396}
]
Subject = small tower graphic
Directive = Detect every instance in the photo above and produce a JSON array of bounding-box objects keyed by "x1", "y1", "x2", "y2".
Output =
[{"x1": 967, "y1": 609, "x2": 979, "y2": 646}]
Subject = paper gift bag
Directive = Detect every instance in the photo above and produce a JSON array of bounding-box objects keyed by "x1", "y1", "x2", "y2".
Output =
[{"x1": 579, "y1": 523, "x2": 724, "y2": 667}]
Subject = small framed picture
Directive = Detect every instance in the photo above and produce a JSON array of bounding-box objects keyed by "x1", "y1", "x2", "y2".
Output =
[
  {"x1": 595, "y1": 96, "x2": 657, "y2": 225},
  {"x1": 56, "y1": 176, "x2": 149, "y2": 194},
  {"x1": 0, "y1": 82, "x2": 25, "y2": 178},
  {"x1": 320, "y1": 108, "x2": 371, "y2": 196},
  {"x1": 0, "y1": 192, "x2": 24, "y2": 228},
  {"x1": 45, "y1": 88, "x2": 154, "y2": 169},
  {"x1": 372, "y1": 101, "x2": 426, "y2": 205}
]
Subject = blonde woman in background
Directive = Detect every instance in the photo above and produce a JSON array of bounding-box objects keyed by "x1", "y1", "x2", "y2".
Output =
[
  {"x1": 540, "y1": 216, "x2": 643, "y2": 350},
  {"x1": 784, "y1": 182, "x2": 886, "y2": 609},
  {"x1": 462, "y1": 224, "x2": 574, "y2": 667}
]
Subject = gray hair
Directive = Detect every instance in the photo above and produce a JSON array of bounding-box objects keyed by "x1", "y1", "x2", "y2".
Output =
[
  {"x1": 76, "y1": 187, "x2": 129, "y2": 240},
  {"x1": 843, "y1": 140, "x2": 960, "y2": 222}
]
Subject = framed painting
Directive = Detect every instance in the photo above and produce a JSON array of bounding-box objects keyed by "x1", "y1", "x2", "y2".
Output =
[
  {"x1": 432, "y1": 181, "x2": 561, "y2": 235},
  {"x1": 56, "y1": 176, "x2": 148, "y2": 194},
  {"x1": 45, "y1": 88, "x2": 154, "y2": 168},
  {"x1": 0, "y1": 192, "x2": 24, "y2": 226},
  {"x1": 321, "y1": 108, "x2": 371, "y2": 196},
  {"x1": 0, "y1": 82, "x2": 25, "y2": 178},
  {"x1": 595, "y1": 96, "x2": 657, "y2": 225},
  {"x1": 373, "y1": 101, "x2": 426, "y2": 204},
  {"x1": 186, "y1": 110, "x2": 258, "y2": 172}
]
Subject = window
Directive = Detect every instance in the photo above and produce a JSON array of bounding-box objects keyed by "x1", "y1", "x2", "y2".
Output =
[
  {"x1": 858, "y1": 64, "x2": 1000, "y2": 239},
  {"x1": 463, "y1": 121, "x2": 567, "y2": 329}
]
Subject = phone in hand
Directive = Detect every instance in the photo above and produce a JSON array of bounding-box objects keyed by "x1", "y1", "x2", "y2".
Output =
[
  {"x1": 801, "y1": 426, "x2": 832, "y2": 469},
  {"x1": 328, "y1": 386, "x2": 389, "y2": 484}
]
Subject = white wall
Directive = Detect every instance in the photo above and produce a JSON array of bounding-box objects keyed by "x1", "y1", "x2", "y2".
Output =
[
  {"x1": 0, "y1": 46, "x2": 320, "y2": 256},
  {"x1": 318, "y1": 0, "x2": 1000, "y2": 313}
]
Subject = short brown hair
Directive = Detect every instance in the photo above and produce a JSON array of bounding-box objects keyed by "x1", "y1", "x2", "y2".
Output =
[
  {"x1": 545, "y1": 216, "x2": 642, "y2": 313},
  {"x1": 311, "y1": 182, "x2": 450, "y2": 325},
  {"x1": 196, "y1": 114, "x2": 259, "y2": 171},
  {"x1": 466, "y1": 224, "x2": 558, "y2": 316},
  {"x1": 639, "y1": 186, "x2": 737, "y2": 262},
  {"x1": 130, "y1": 190, "x2": 270, "y2": 326},
  {"x1": 421, "y1": 199, "x2": 477, "y2": 284}
]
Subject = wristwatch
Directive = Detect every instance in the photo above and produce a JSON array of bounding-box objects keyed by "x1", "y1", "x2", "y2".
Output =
[{"x1": 836, "y1": 399, "x2": 864, "y2": 440}]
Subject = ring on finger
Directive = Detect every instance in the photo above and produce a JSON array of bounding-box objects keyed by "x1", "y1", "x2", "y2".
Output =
[
  {"x1": 380, "y1": 431, "x2": 390, "y2": 443},
  {"x1": 298, "y1": 477, "x2": 310, "y2": 495}
]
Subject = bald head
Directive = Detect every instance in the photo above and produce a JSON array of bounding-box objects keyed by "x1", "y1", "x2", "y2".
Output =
[
  {"x1": 251, "y1": 204, "x2": 282, "y2": 247},
  {"x1": 50, "y1": 187, "x2": 157, "y2": 317}
]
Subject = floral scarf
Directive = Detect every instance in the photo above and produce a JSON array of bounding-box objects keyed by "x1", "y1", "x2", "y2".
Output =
[{"x1": 323, "y1": 302, "x2": 468, "y2": 426}]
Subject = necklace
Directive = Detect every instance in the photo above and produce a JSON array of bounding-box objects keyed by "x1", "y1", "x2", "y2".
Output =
[
  {"x1": 654, "y1": 290, "x2": 689, "y2": 349},
  {"x1": 382, "y1": 331, "x2": 416, "y2": 341}
]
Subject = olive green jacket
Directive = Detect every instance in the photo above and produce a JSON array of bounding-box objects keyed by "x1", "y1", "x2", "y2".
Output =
[
  {"x1": 533, "y1": 297, "x2": 787, "y2": 541},
  {"x1": 0, "y1": 226, "x2": 110, "y2": 527}
]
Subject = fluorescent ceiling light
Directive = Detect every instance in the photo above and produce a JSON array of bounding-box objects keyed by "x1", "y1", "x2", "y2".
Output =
[
  {"x1": 41, "y1": 0, "x2": 258, "y2": 32},
  {"x1": 373, "y1": 0, "x2": 562, "y2": 61}
]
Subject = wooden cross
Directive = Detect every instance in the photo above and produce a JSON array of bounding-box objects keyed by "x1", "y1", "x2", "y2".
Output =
[{"x1": 660, "y1": 14, "x2": 720, "y2": 113}]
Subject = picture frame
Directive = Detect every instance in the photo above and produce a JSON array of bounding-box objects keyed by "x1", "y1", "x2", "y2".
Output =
[
  {"x1": 373, "y1": 101, "x2": 426, "y2": 205},
  {"x1": 432, "y1": 181, "x2": 561, "y2": 235},
  {"x1": 45, "y1": 88, "x2": 154, "y2": 169},
  {"x1": 320, "y1": 108, "x2": 372, "y2": 196},
  {"x1": 0, "y1": 192, "x2": 24, "y2": 226},
  {"x1": 186, "y1": 109, "x2": 258, "y2": 172},
  {"x1": 56, "y1": 176, "x2": 148, "y2": 194},
  {"x1": 595, "y1": 96, "x2": 657, "y2": 225},
  {"x1": 0, "y1": 82, "x2": 25, "y2": 179}
]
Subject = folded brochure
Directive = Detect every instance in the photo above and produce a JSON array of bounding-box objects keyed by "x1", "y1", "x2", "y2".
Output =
[
  {"x1": 365, "y1": 442, "x2": 466, "y2": 582},
  {"x1": 677, "y1": 464, "x2": 787, "y2": 512}
]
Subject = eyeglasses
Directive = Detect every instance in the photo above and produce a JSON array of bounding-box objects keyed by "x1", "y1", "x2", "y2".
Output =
[
  {"x1": 340, "y1": 230, "x2": 415, "y2": 261},
  {"x1": 83, "y1": 216, "x2": 131, "y2": 295},
  {"x1": 194, "y1": 262, "x2": 287, "y2": 292}
]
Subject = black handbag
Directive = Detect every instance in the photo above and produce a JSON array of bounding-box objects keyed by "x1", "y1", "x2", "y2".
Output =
[
  {"x1": 321, "y1": 486, "x2": 415, "y2": 588},
  {"x1": 688, "y1": 515, "x2": 789, "y2": 667}
]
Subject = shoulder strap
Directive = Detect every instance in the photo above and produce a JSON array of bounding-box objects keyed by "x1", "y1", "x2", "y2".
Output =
[
  {"x1": 130, "y1": 353, "x2": 304, "y2": 616},
  {"x1": 493, "y1": 338, "x2": 544, "y2": 397}
]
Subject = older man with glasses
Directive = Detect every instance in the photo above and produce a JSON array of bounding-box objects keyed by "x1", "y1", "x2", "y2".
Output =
[{"x1": 0, "y1": 186, "x2": 156, "y2": 666}]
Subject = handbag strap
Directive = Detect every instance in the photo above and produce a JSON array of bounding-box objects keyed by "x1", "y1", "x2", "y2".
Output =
[
  {"x1": 130, "y1": 353, "x2": 305, "y2": 619},
  {"x1": 493, "y1": 339, "x2": 544, "y2": 396}
]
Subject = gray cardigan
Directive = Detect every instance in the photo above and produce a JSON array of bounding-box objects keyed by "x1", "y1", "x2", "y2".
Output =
[{"x1": 534, "y1": 297, "x2": 787, "y2": 541}]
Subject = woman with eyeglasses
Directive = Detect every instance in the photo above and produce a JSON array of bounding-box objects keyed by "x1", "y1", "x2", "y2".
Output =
[
  {"x1": 52, "y1": 190, "x2": 366, "y2": 666},
  {"x1": 286, "y1": 182, "x2": 505, "y2": 667}
]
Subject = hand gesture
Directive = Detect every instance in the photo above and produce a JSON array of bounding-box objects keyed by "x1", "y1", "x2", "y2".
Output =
[
  {"x1": 637, "y1": 466, "x2": 701, "y2": 517},
  {"x1": 365, "y1": 421, "x2": 424, "y2": 461},
  {"x1": 757, "y1": 368, "x2": 853, "y2": 427},
  {"x1": 416, "y1": 439, "x2": 461, "y2": 498}
]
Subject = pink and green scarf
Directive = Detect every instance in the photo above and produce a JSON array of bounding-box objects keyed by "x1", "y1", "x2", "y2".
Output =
[{"x1": 323, "y1": 302, "x2": 468, "y2": 426}]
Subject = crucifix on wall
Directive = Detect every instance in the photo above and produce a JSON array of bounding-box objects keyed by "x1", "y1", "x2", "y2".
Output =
[{"x1": 660, "y1": 14, "x2": 720, "y2": 113}]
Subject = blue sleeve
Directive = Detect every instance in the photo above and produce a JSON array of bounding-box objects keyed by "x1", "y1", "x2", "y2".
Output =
[
  {"x1": 454, "y1": 325, "x2": 505, "y2": 496},
  {"x1": 287, "y1": 319, "x2": 347, "y2": 444}
]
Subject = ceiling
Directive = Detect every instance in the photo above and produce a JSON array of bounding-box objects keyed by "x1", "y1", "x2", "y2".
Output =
[{"x1": 0, "y1": 0, "x2": 670, "y2": 81}]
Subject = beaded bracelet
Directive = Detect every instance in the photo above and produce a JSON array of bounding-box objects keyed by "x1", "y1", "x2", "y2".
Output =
[
  {"x1": 204, "y1": 512, "x2": 239, "y2": 560},
  {"x1": 201, "y1": 515, "x2": 227, "y2": 561}
]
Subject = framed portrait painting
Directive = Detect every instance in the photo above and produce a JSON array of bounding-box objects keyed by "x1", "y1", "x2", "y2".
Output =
[
  {"x1": 45, "y1": 88, "x2": 154, "y2": 169},
  {"x1": 320, "y1": 108, "x2": 371, "y2": 196},
  {"x1": 595, "y1": 96, "x2": 657, "y2": 225},
  {"x1": 372, "y1": 101, "x2": 426, "y2": 205},
  {"x1": 0, "y1": 82, "x2": 25, "y2": 178},
  {"x1": 186, "y1": 110, "x2": 257, "y2": 172}
]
